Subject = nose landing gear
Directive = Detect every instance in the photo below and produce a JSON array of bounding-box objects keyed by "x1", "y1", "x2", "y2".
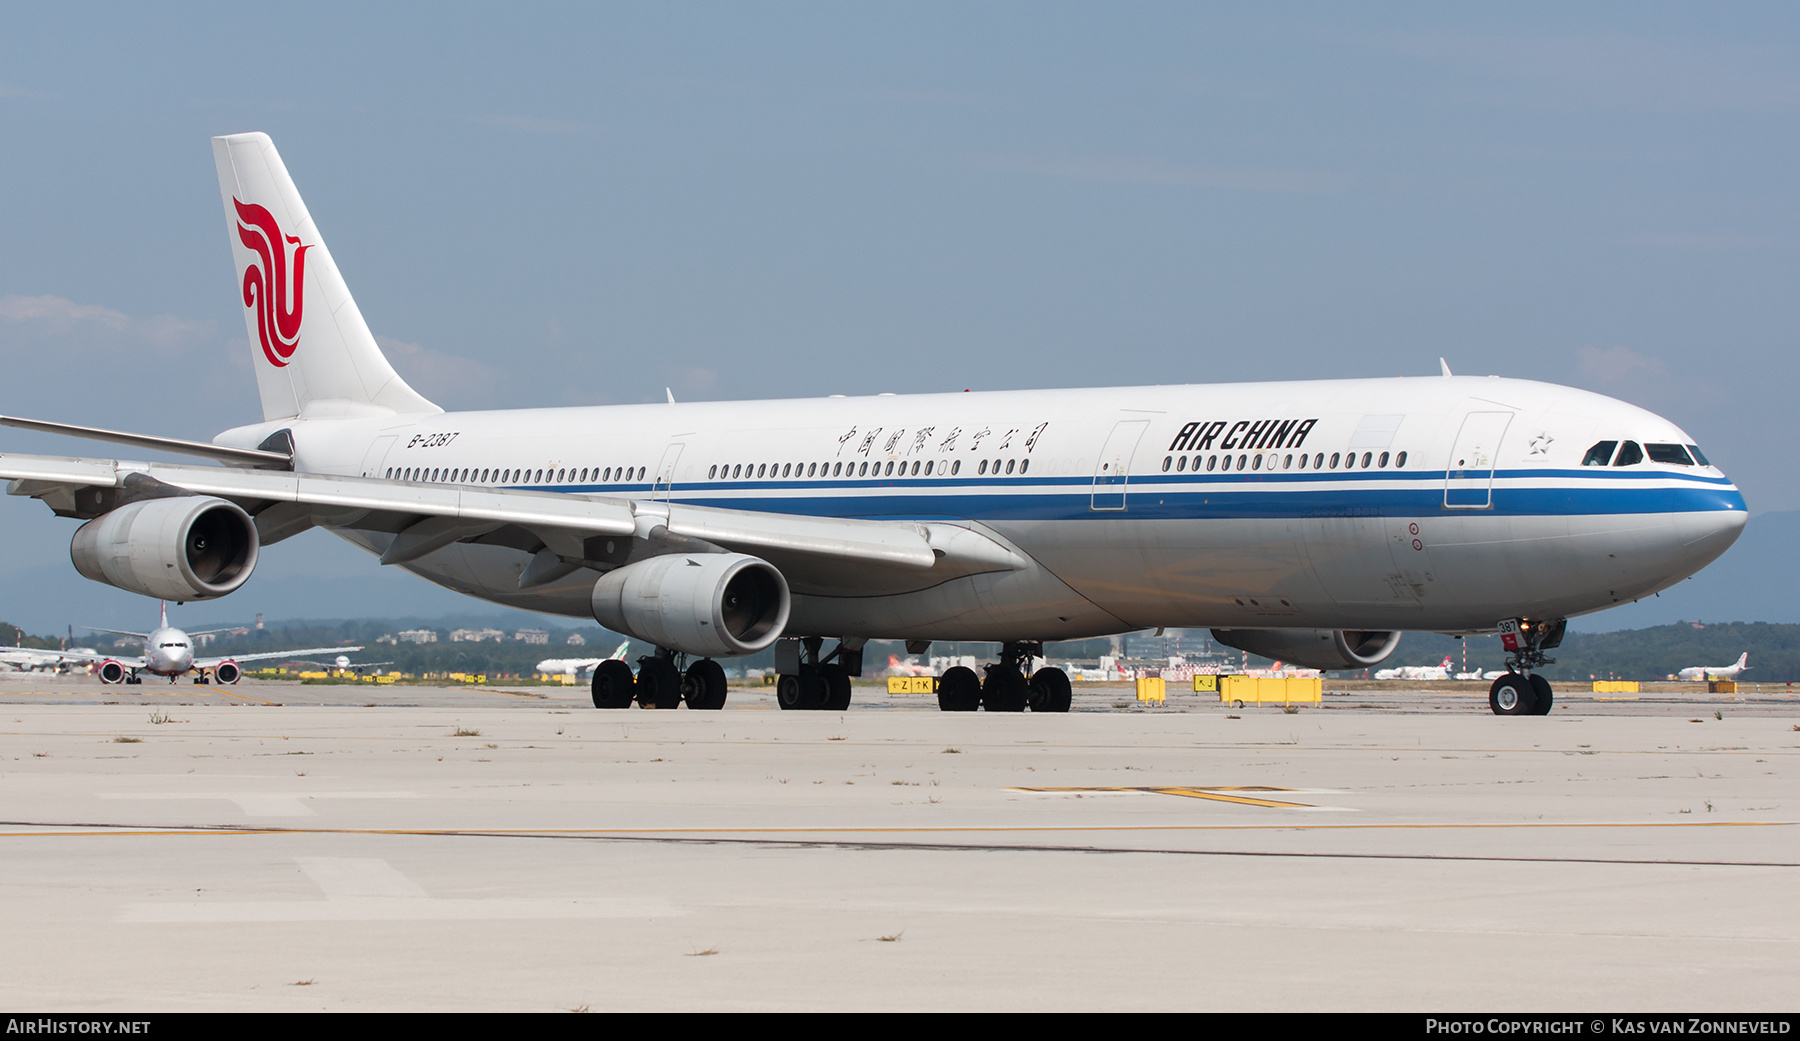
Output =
[{"x1": 1489, "y1": 619, "x2": 1564, "y2": 716}]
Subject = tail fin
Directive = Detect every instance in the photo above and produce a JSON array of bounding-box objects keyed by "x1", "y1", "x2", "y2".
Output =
[
  {"x1": 1738, "y1": 653, "x2": 1749, "y2": 668},
  {"x1": 212, "y1": 133, "x2": 439, "y2": 422}
]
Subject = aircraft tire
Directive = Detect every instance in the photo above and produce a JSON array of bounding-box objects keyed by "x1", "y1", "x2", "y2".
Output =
[
  {"x1": 982, "y1": 665, "x2": 1028, "y2": 712},
  {"x1": 1488, "y1": 673, "x2": 1537, "y2": 716},
  {"x1": 1028, "y1": 667, "x2": 1073, "y2": 712},
  {"x1": 684, "y1": 659, "x2": 728, "y2": 710},
  {"x1": 1528, "y1": 674, "x2": 1554, "y2": 716},
  {"x1": 777, "y1": 671, "x2": 827, "y2": 710},
  {"x1": 592, "y1": 659, "x2": 636, "y2": 708},
  {"x1": 637, "y1": 658, "x2": 684, "y2": 709},
  {"x1": 937, "y1": 666, "x2": 981, "y2": 711},
  {"x1": 820, "y1": 663, "x2": 852, "y2": 710}
]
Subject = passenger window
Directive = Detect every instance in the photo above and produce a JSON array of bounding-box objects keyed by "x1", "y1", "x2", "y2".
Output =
[
  {"x1": 1329, "y1": 453, "x2": 1340, "y2": 468},
  {"x1": 1646, "y1": 443, "x2": 1693, "y2": 466},
  {"x1": 924, "y1": 460, "x2": 933, "y2": 475},
  {"x1": 1582, "y1": 441, "x2": 1617, "y2": 467},
  {"x1": 1252, "y1": 454, "x2": 1262, "y2": 471},
  {"x1": 1237, "y1": 454, "x2": 1247, "y2": 470},
  {"x1": 1207, "y1": 455, "x2": 1216, "y2": 472},
  {"x1": 1395, "y1": 451, "x2": 1406, "y2": 468},
  {"x1": 1361, "y1": 452, "x2": 1372, "y2": 468},
  {"x1": 1378, "y1": 452, "x2": 1389, "y2": 468},
  {"x1": 1006, "y1": 459, "x2": 1015, "y2": 474},
  {"x1": 1613, "y1": 441, "x2": 1643, "y2": 466},
  {"x1": 1019, "y1": 459, "x2": 1029, "y2": 474},
  {"x1": 1163, "y1": 456, "x2": 1172, "y2": 472},
  {"x1": 979, "y1": 460, "x2": 988, "y2": 475},
  {"x1": 1296, "y1": 454, "x2": 1306, "y2": 470},
  {"x1": 951, "y1": 460, "x2": 960, "y2": 475}
]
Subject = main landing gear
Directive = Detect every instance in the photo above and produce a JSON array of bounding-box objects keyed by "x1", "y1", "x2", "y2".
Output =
[
  {"x1": 937, "y1": 641, "x2": 1071, "y2": 713},
  {"x1": 775, "y1": 637, "x2": 854, "y2": 711},
  {"x1": 590, "y1": 649, "x2": 729, "y2": 710},
  {"x1": 1488, "y1": 619, "x2": 1565, "y2": 716}
]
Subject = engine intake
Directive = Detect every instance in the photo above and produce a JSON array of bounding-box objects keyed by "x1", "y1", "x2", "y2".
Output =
[
  {"x1": 591, "y1": 553, "x2": 790, "y2": 658},
  {"x1": 1210, "y1": 628, "x2": 1402, "y2": 672},
  {"x1": 71, "y1": 497, "x2": 259, "y2": 601}
]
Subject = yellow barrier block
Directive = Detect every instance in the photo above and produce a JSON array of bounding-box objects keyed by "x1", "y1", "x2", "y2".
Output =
[
  {"x1": 1219, "y1": 675, "x2": 1322, "y2": 706},
  {"x1": 1708, "y1": 680, "x2": 1737, "y2": 694},
  {"x1": 376, "y1": 675, "x2": 397, "y2": 684},
  {"x1": 886, "y1": 675, "x2": 936, "y2": 694},
  {"x1": 297, "y1": 671, "x2": 328, "y2": 679},
  {"x1": 1592, "y1": 680, "x2": 1640, "y2": 693},
  {"x1": 1136, "y1": 677, "x2": 1166, "y2": 703},
  {"x1": 1192, "y1": 674, "x2": 1218, "y2": 692},
  {"x1": 762, "y1": 673, "x2": 777, "y2": 686}
]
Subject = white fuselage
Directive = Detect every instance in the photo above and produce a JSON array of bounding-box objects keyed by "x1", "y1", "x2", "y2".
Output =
[
  {"x1": 137, "y1": 626, "x2": 196, "y2": 677},
  {"x1": 220, "y1": 374, "x2": 1746, "y2": 645}
]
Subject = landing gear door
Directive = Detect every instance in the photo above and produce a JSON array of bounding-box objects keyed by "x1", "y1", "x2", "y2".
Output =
[
  {"x1": 652, "y1": 443, "x2": 684, "y2": 501},
  {"x1": 1090, "y1": 420, "x2": 1148, "y2": 511},
  {"x1": 1444, "y1": 412, "x2": 1512, "y2": 509}
]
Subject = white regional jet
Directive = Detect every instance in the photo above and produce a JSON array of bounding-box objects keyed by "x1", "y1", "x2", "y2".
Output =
[
  {"x1": 61, "y1": 602, "x2": 362, "y2": 684},
  {"x1": 0, "y1": 133, "x2": 1748, "y2": 716},
  {"x1": 536, "y1": 641, "x2": 631, "y2": 679},
  {"x1": 1374, "y1": 655, "x2": 1456, "y2": 681},
  {"x1": 1678, "y1": 653, "x2": 1749, "y2": 681}
]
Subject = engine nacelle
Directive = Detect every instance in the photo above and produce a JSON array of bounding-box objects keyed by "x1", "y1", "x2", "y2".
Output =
[
  {"x1": 1210, "y1": 628, "x2": 1402, "y2": 672},
  {"x1": 71, "y1": 497, "x2": 259, "y2": 601},
  {"x1": 591, "y1": 553, "x2": 790, "y2": 658},
  {"x1": 98, "y1": 660, "x2": 126, "y2": 684},
  {"x1": 214, "y1": 660, "x2": 242, "y2": 685}
]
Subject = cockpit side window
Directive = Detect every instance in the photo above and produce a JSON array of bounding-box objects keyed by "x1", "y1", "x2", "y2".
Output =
[
  {"x1": 1582, "y1": 441, "x2": 1617, "y2": 467},
  {"x1": 1645, "y1": 443, "x2": 1693, "y2": 466},
  {"x1": 1613, "y1": 441, "x2": 1643, "y2": 466},
  {"x1": 1686, "y1": 444, "x2": 1711, "y2": 466}
]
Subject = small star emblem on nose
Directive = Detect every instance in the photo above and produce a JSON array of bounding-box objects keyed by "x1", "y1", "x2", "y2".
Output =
[{"x1": 1528, "y1": 432, "x2": 1554, "y2": 456}]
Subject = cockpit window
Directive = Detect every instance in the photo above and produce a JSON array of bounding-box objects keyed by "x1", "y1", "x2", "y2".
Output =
[
  {"x1": 1613, "y1": 441, "x2": 1643, "y2": 466},
  {"x1": 1687, "y1": 444, "x2": 1711, "y2": 466},
  {"x1": 1645, "y1": 443, "x2": 1693, "y2": 466},
  {"x1": 1582, "y1": 441, "x2": 1617, "y2": 467}
]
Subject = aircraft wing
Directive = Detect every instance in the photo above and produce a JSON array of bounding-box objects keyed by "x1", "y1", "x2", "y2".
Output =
[
  {"x1": 43, "y1": 648, "x2": 147, "y2": 668},
  {"x1": 0, "y1": 452, "x2": 1027, "y2": 585},
  {"x1": 196, "y1": 645, "x2": 366, "y2": 669}
]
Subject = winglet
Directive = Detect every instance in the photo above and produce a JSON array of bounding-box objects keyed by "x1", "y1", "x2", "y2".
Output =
[{"x1": 1440, "y1": 358, "x2": 1453, "y2": 377}]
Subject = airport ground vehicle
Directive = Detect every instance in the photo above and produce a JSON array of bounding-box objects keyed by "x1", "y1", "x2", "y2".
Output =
[{"x1": 0, "y1": 134, "x2": 1746, "y2": 714}]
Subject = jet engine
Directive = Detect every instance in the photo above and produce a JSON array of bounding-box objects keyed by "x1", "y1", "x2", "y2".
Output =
[
  {"x1": 1210, "y1": 628, "x2": 1402, "y2": 672},
  {"x1": 98, "y1": 660, "x2": 127, "y2": 684},
  {"x1": 70, "y1": 497, "x2": 259, "y2": 601},
  {"x1": 214, "y1": 660, "x2": 242, "y2": 685},
  {"x1": 591, "y1": 553, "x2": 790, "y2": 658}
]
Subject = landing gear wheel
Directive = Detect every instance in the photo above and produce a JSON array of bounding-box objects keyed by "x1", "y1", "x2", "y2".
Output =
[
  {"x1": 1528, "y1": 673, "x2": 1554, "y2": 716},
  {"x1": 591, "y1": 660, "x2": 636, "y2": 708},
  {"x1": 1488, "y1": 672, "x2": 1538, "y2": 716},
  {"x1": 684, "y1": 659, "x2": 728, "y2": 710},
  {"x1": 982, "y1": 666, "x2": 1028, "y2": 712},
  {"x1": 776, "y1": 671, "x2": 827, "y2": 710},
  {"x1": 1028, "y1": 667, "x2": 1072, "y2": 712},
  {"x1": 820, "y1": 663, "x2": 852, "y2": 710},
  {"x1": 937, "y1": 666, "x2": 981, "y2": 711},
  {"x1": 636, "y1": 658, "x2": 684, "y2": 709}
]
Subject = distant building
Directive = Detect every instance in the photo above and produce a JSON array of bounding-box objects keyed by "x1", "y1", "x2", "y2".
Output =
[
  {"x1": 450, "y1": 628, "x2": 505, "y2": 643},
  {"x1": 514, "y1": 629, "x2": 550, "y2": 645},
  {"x1": 397, "y1": 629, "x2": 438, "y2": 644},
  {"x1": 565, "y1": 633, "x2": 586, "y2": 646}
]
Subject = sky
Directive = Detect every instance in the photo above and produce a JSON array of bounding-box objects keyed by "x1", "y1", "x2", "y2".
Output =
[{"x1": 0, "y1": 3, "x2": 1795, "y2": 633}]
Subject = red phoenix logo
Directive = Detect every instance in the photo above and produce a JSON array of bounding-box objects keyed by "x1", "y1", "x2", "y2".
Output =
[{"x1": 233, "y1": 197, "x2": 310, "y2": 368}]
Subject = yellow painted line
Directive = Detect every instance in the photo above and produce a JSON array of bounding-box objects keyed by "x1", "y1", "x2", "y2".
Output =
[
  {"x1": 1014, "y1": 785, "x2": 1319, "y2": 808},
  {"x1": 212, "y1": 687, "x2": 282, "y2": 706},
  {"x1": 2, "y1": 820, "x2": 1793, "y2": 839}
]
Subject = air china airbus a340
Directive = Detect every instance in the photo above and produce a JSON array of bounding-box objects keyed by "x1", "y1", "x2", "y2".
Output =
[{"x1": 0, "y1": 134, "x2": 1746, "y2": 716}]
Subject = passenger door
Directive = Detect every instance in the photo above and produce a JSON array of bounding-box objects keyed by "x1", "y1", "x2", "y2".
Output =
[
  {"x1": 1090, "y1": 421, "x2": 1148, "y2": 511},
  {"x1": 1444, "y1": 412, "x2": 1512, "y2": 509}
]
